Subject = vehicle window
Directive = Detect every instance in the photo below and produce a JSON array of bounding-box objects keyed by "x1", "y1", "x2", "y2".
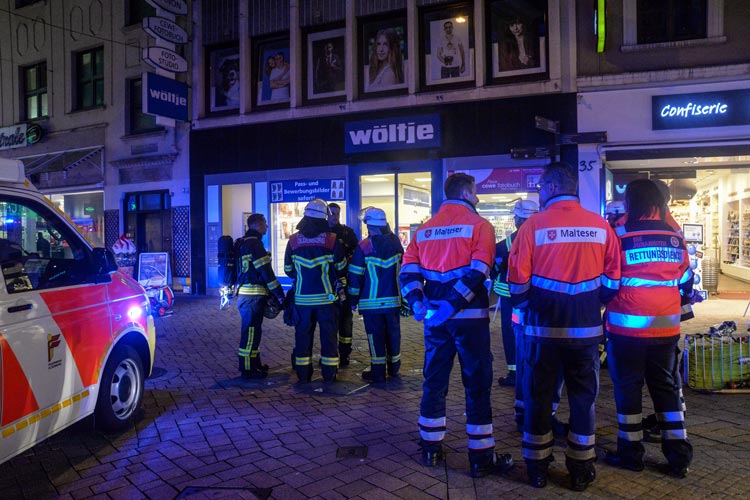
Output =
[{"x1": 0, "y1": 196, "x2": 91, "y2": 293}]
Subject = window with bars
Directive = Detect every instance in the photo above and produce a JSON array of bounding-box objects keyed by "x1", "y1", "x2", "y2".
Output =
[
  {"x1": 637, "y1": 0, "x2": 707, "y2": 44},
  {"x1": 23, "y1": 61, "x2": 48, "y2": 120},
  {"x1": 75, "y1": 47, "x2": 104, "y2": 110},
  {"x1": 128, "y1": 78, "x2": 158, "y2": 134}
]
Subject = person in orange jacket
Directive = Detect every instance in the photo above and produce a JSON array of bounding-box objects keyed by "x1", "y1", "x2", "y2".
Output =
[
  {"x1": 508, "y1": 162, "x2": 621, "y2": 491},
  {"x1": 400, "y1": 173, "x2": 514, "y2": 478}
]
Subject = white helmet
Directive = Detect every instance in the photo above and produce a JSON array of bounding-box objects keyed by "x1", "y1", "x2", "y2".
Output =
[
  {"x1": 359, "y1": 206, "x2": 388, "y2": 226},
  {"x1": 604, "y1": 201, "x2": 626, "y2": 216},
  {"x1": 513, "y1": 199, "x2": 539, "y2": 219},
  {"x1": 304, "y1": 198, "x2": 329, "y2": 219}
]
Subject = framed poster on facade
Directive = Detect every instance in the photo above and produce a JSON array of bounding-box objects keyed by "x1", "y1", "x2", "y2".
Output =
[
  {"x1": 306, "y1": 27, "x2": 346, "y2": 102},
  {"x1": 253, "y1": 36, "x2": 291, "y2": 108},
  {"x1": 420, "y1": 3, "x2": 475, "y2": 90},
  {"x1": 359, "y1": 14, "x2": 408, "y2": 97},
  {"x1": 487, "y1": 0, "x2": 548, "y2": 83},
  {"x1": 208, "y1": 45, "x2": 240, "y2": 113}
]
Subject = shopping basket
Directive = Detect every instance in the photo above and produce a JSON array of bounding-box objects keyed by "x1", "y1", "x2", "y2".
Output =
[{"x1": 683, "y1": 321, "x2": 750, "y2": 393}]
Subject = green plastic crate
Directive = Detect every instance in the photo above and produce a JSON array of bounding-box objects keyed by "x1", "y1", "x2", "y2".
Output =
[{"x1": 683, "y1": 334, "x2": 750, "y2": 391}]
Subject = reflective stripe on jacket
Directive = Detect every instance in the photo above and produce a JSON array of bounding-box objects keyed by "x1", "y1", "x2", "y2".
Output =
[
  {"x1": 348, "y1": 233, "x2": 404, "y2": 313},
  {"x1": 284, "y1": 231, "x2": 346, "y2": 306},
  {"x1": 508, "y1": 196, "x2": 621, "y2": 342},
  {"x1": 235, "y1": 230, "x2": 284, "y2": 301},
  {"x1": 400, "y1": 200, "x2": 495, "y2": 317},
  {"x1": 606, "y1": 219, "x2": 691, "y2": 339},
  {"x1": 491, "y1": 232, "x2": 514, "y2": 297}
]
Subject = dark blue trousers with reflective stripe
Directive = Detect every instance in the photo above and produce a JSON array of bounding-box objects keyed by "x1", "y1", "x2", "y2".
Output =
[
  {"x1": 238, "y1": 295, "x2": 266, "y2": 372},
  {"x1": 420, "y1": 318, "x2": 494, "y2": 455},
  {"x1": 499, "y1": 295, "x2": 516, "y2": 370},
  {"x1": 606, "y1": 336, "x2": 692, "y2": 468},
  {"x1": 337, "y1": 298, "x2": 354, "y2": 358},
  {"x1": 363, "y1": 312, "x2": 401, "y2": 379},
  {"x1": 294, "y1": 304, "x2": 339, "y2": 382},
  {"x1": 515, "y1": 327, "x2": 564, "y2": 423},
  {"x1": 523, "y1": 340, "x2": 599, "y2": 470}
]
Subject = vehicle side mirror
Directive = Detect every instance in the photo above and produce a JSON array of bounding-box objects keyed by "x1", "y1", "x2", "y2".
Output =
[{"x1": 93, "y1": 247, "x2": 118, "y2": 275}]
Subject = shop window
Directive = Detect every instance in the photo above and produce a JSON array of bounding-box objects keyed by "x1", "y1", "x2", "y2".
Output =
[
  {"x1": 127, "y1": 0, "x2": 156, "y2": 26},
  {"x1": 128, "y1": 78, "x2": 159, "y2": 134},
  {"x1": 75, "y1": 47, "x2": 104, "y2": 110},
  {"x1": 622, "y1": 0, "x2": 724, "y2": 50},
  {"x1": 22, "y1": 61, "x2": 48, "y2": 120},
  {"x1": 48, "y1": 192, "x2": 105, "y2": 248}
]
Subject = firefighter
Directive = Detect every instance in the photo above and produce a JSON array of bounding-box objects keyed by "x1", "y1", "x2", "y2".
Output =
[
  {"x1": 235, "y1": 214, "x2": 285, "y2": 379},
  {"x1": 492, "y1": 199, "x2": 538, "y2": 387},
  {"x1": 400, "y1": 173, "x2": 514, "y2": 478},
  {"x1": 328, "y1": 203, "x2": 359, "y2": 366},
  {"x1": 284, "y1": 198, "x2": 347, "y2": 383},
  {"x1": 508, "y1": 162, "x2": 621, "y2": 491},
  {"x1": 348, "y1": 207, "x2": 403, "y2": 383},
  {"x1": 604, "y1": 179, "x2": 693, "y2": 478},
  {"x1": 604, "y1": 201, "x2": 626, "y2": 228}
]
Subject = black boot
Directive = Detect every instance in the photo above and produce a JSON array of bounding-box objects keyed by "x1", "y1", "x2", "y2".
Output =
[
  {"x1": 362, "y1": 370, "x2": 386, "y2": 383},
  {"x1": 526, "y1": 457, "x2": 553, "y2": 488},
  {"x1": 421, "y1": 446, "x2": 445, "y2": 467},
  {"x1": 497, "y1": 371, "x2": 516, "y2": 387},
  {"x1": 254, "y1": 354, "x2": 269, "y2": 372},
  {"x1": 387, "y1": 360, "x2": 400, "y2": 377},
  {"x1": 470, "y1": 451, "x2": 514, "y2": 478},
  {"x1": 604, "y1": 449, "x2": 644, "y2": 472}
]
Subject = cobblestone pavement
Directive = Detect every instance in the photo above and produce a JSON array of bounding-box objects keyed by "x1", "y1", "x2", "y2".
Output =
[{"x1": 1, "y1": 295, "x2": 749, "y2": 499}]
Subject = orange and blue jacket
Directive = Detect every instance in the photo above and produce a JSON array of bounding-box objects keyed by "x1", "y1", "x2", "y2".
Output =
[
  {"x1": 606, "y1": 217, "x2": 692, "y2": 340},
  {"x1": 400, "y1": 200, "x2": 495, "y2": 320},
  {"x1": 284, "y1": 228, "x2": 347, "y2": 306},
  {"x1": 508, "y1": 196, "x2": 621, "y2": 344}
]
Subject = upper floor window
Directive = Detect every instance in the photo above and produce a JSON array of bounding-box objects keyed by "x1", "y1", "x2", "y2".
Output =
[
  {"x1": 23, "y1": 61, "x2": 48, "y2": 120},
  {"x1": 637, "y1": 0, "x2": 707, "y2": 44},
  {"x1": 127, "y1": 0, "x2": 156, "y2": 26},
  {"x1": 128, "y1": 78, "x2": 158, "y2": 134},
  {"x1": 75, "y1": 47, "x2": 104, "y2": 110}
]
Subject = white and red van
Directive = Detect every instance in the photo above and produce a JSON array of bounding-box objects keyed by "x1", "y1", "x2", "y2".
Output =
[{"x1": 0, "y1": 158, "x2": 156, "y2": 464}]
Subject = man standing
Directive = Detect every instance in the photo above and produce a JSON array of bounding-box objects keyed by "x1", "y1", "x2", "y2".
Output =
[
  {"x1": 285, "y1": 198, "x2": 347, "y2": 383},
  {"x1": 328, "y1": 203, "x2": 359, "y2": 367},
  {"x1": 348, "y1": 207, "x2": 403, "y2": 383},
  {"x1": 436, "y1": 20, "x2": 465, "y2": 79},
  {"x1": 508, "y1": 162, "x2": 620, "y2": 491},
  {"x1": 235, "y1": 214, "x2": 286, "y2": 379},
  {"x1": 492, "y1": 199, "x2": 538, "y2": 387},
  {"x1": 400, "y1": 173, "x2": 514, "y2": 477}
]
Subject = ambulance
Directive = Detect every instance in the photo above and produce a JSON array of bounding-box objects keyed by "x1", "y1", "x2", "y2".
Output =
[{"x1": 0, "y1": 158, "x2": 156, "y2": 465}]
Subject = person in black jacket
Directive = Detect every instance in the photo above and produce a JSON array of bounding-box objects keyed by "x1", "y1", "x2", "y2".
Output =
[
  {"x1": 285, "y1": 199, "x2": 347, "y2": 383},
  {"x1": 348, "y1": 207, "x2": 403, "y2": 383},
  {"x1": 235, "y1": 214, "x2": 285, "y2": 379},
  {"x1": 328, "y1": 203, "x2": 359, "y2": 366}
]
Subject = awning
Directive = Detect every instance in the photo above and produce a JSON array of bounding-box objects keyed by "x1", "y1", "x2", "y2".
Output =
[{"x1": 20, "y1": 146, "x2": 103, "y2": 176}]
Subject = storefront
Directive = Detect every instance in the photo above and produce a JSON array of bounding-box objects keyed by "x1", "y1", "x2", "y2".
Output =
[
  {"x1": 190, "y1": 93, "x2": 577, "y2": 294},
  {"x1": 578, "y1": 81, "x2": 750, "y2": 292}
]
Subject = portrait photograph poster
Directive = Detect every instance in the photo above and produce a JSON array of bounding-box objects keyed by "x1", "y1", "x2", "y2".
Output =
[
  {"x1": 307, "y1": 28, "x2": 346, "y2": 100},
  {"x1": 256, "y1": 39, "x2": 291, "y2": 107},
  {"x1": 209, "y1": 46, "x2": 240, "y2": 112},
  {"x1": 361, "y1": 17, "x2": 408, "y2": 95},
  {"x1": 423, "y1": 7, "x2": 474, "y2": 88},
  {"x1": 489, "y1": 0, "x2": 548, "y2": 80}
]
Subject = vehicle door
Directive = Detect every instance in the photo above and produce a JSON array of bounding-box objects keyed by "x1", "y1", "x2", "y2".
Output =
[{"x1": 0, "y1": 193, "x2": 111, "y2": 464}]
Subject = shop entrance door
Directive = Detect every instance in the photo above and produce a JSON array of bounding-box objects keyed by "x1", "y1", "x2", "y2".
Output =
[{"x1": 352, "y1": 160, "x2": 441, "y2": 246}]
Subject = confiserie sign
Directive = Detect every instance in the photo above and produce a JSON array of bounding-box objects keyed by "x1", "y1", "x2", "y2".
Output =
[{"x1": 652, "y1": 89, "x2": 750, "y2": 130}]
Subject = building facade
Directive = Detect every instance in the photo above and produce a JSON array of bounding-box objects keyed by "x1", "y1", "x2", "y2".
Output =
[
  {"x1": 190, "y1": 0, "x2": 582, "y2": 294},
  {"x1": 0, "y1": 0, "x2": 191, "y2": 289}
]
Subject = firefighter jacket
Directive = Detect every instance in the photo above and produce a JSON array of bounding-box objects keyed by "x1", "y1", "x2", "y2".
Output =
[
  {"x1": 235, "y1": 229, "x2": 284, "y2": 302},
  {"x1": 348, "y1": 231, "x2": 403, "y2": 313},
  {"x1": 400, "y1": 200, "x2": 495, "y2": 319},
  {"x1": 508, "y1": 196, "x2": 621, "y2": 344},
  {"x1": 284, "y1": 217, "x2": 347, "y2": 307},
  {"x1": 606, "y1": 217, "x2": 692, "y2": 341},
  {"x1": 491, "y1": 232, "x2": 516, "y2": 298},
  {"x1": 331, "y1": 222, "x2": 358, "y2": 286}
]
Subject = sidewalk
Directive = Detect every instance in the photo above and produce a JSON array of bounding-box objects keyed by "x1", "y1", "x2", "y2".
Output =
[{"x1": 1, "y1": 294, "x2": 749, "y2": 499}]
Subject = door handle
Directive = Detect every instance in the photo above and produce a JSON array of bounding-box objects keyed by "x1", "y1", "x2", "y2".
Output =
[{"x1": 8, "y1": 303, "x2": 33, "y2": 313}]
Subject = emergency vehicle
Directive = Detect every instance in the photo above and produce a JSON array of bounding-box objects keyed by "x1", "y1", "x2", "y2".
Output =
[{"x1": 0, "y1": 158, "x2": 156, "y2": 465}]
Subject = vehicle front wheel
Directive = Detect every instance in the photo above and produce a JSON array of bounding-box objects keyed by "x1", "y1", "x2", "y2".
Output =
[{"x1": 95, "y1": 344, "x2": 144, "y2": 431}]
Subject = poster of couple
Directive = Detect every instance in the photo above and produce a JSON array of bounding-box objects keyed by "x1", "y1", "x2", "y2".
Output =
[{"x1": 256, "y1": 39, "x2": 291, "y2": 106}]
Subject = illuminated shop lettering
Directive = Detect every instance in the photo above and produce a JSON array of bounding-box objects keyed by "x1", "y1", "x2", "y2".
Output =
[{"x1": 660, "y1": 102, "x2": 728, "y2": 118}]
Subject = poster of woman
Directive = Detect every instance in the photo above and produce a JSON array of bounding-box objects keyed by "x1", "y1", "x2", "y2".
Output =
[
  {"x1": 209, "y1": 46, "x2": 240, "y2": 112},
  {"x1": 361, "y1": 17, "x2": 408, "y2": 94},
  {"x1": 489, "y1": 0, "x2": 547, "y2": 79},
  {"x1": 256, "y1": 39, "x2": 291, "y2": 106}
]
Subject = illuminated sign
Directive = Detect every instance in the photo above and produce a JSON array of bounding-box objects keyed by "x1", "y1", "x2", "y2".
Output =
[
  {"x1": 144, "y1": 72, "x2": 189, "y2": 122},
  {"x1": 270, "y1": 179, "x2": 346, "y2": 203},
  {"x1": 652, "y1": 90, "x2": 750, "y2": 130},
  {"x1": 0, "y1": 124, "x2": 28, "y2": 150},
  {"x1": 345, "y1": 115, "x2": 441, "y2": 153},
  {"x1": 143, "y1": 17, "x2": 188, "y2": 45},
  {"x1": 142, "y1": 46, "x2": 188, "y2": 73}
]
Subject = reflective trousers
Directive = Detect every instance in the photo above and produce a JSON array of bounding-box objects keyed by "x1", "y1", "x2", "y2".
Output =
[
  {"x1": 362, "y1": 312, "x2": 401, "y2": 379},
  {"x1": 522, "y1": 340, "x2": 599, "y2": 470},
  {"x1": 607, "y1": 336, "x2": 692, "y2": 468},
  {"x1": 237, "y1": 295, "x2": 266, "y2": 372},
  {"x1": 418, "y1": 318, "x2": 495, "y2": 459},
  {"x1": 337, "y1": 299, "x2": 354, "y2": 359},
  {"x1": 499, "y1": 295, "x2": 516, "y2": 371},
  {"x1": 514, "y1": 326, "x2": 564, "y2": 424},
  {"x1": 294, "y1": 304, "x2": 339, "y2": 381}
]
